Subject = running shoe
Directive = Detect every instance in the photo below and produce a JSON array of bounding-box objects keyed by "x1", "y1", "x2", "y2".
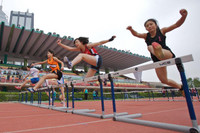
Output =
[
  {"x1": 15, "y1": 86, "x2": 21, "y2": 90},
  {"x1": 63, "y1": 56, "x2": 72, "y2": 69},
  {"x1": 152, "y1": 42, "x2": 165, "y2": 59}
]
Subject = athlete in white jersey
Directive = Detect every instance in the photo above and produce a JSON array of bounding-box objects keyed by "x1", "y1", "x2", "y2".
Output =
[{"x1": 15, "y1": 65, "x2": 40, "y2": 90}]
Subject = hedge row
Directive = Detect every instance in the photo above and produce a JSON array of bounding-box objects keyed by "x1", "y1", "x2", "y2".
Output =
[{"x1": 0, "y1": 91, "x2": 183, "y2": 102}]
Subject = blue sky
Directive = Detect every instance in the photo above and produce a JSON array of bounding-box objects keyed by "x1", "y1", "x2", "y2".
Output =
[{"x1": 2, "y1": 0, "x2": 200, "y2": 83}]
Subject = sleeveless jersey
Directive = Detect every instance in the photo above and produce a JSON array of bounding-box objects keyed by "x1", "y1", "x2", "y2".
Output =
[
  {"x1": 145, "y1": 28, "x2": 175, "y2": 62},
  {"x1": 47, "y1": 57, "x2": 60, "y2": 72},
  {"x1": 29, "y1": 68, "x2": 39, "y2": 78},
  {"x1": 81, "y1": 45, "x2": 98, "y2": 55},
  {"x1": 145, "y1": 28, "x2": 169, "y2": 49}
]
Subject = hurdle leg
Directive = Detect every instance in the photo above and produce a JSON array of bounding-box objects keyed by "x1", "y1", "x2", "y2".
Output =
[
  {"x1": 37, "y1": 91, "x2": 40, "y2": 105},
  {"x1": 176, "y1": 58, "x2": 200, "y2": 131},
  {"x1": 98, "y1": 76, "x2": 105, "y2": 116},
  {"x1": 171, "y1": 90, "x2": 175, "y2": 101},
  {"x1": 71, "y1": 82, "x2": 75, "y2": 112},
  {"x1": 108, "y1": 74, "x2": 117, "y2": 117},
  {"x1": 40, "y1": 92, "x2": 42, "y2": 104},
  {"x1": 48, "y1": 88, "x2": 51, "y2": 107},
  {"x1": 21, "y1": 93, "x2": 24, "y2": 102},
  {"x1": 25, "y1": 92, "x2": 28, "y2": 103},
  {"x1": 166, "y1": 90, "x2": 169, "y2": 101},
  {"x1": 51, "y1": 88, "x2": 54, "y2": 107},
  {"x1": 37, "y1": 91, "x2": 42, "y2": 107},
  {"x1": 66, "y1": 84, "x2": 69, "y2": 109},
  {"x1": 30, "y1": 93, "x2": 33, "y2": 104}
]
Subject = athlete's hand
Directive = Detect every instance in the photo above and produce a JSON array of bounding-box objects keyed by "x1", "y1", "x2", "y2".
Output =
[
  {"x1": 180, "y1": 9, "x2": 187, "y2": 17},
  {"x1": 108, "y1": 36, "x2": 116, "y2": 42},
  {"x1": 61, "y1": 67, "x2": 64, "y2": 71},
  {"x1": 126, "y1": 26, "x2": 132, "y2": 30}
]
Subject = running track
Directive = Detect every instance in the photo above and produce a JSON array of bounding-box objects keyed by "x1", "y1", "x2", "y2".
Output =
[{"x1": 0, "y1": 98, "x2": 200, "y2": 133}]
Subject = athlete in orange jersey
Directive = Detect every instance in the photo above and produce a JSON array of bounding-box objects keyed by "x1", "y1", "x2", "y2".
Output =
[{"x1": 31, "y1": 50, "x2": 66, "y2": 106}]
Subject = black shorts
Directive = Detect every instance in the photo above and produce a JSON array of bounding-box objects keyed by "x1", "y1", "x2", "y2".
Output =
[
  {"x1": 151, "y1": 47, "x2": 176, "y2": 62},
  {"x1": 52, "y1": 70, "x2": 63, "y2": 80},
  {"x1": 90, "y1": 55, "x2": 102, "y2": 71}
]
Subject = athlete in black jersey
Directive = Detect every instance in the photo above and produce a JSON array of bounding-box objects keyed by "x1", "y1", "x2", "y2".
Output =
[{"x1": 126, "y1": 9, "x2": 188, "y2": 96}]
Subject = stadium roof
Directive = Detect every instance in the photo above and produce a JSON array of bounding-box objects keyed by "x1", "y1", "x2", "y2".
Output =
[{"x1": 0, "y1": 22, "x2": 151, "y2": 71}]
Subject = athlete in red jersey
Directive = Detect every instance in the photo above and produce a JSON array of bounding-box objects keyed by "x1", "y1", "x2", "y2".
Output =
[{"x1": 57, "y1": 36, "x2": 116, "y2": 78}]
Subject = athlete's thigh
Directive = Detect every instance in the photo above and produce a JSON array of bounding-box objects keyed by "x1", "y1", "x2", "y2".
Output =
[
  {"x1": 82, "y1": 54, "x2": 97, "y2": 66},
  {"x1": 43, "y1": 73, "x2": 58, "y2": 79},
  {"x1": 162, "y1": 49, "x2": 173, "y2": 59}
]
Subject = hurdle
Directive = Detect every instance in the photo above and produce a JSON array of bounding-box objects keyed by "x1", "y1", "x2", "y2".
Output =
[
  {"x1": 68, "y1": 54, "x2": 199, "y2": 132},
  {"x1": 19, "y1": 87, "x2": 50, "y2": 108},
  {"x1": 67, "y1": 75, "x2": 128, "y2": 118},
  {"x1": 18, "y1": 84, "x2": 72, "y2": 112},
  {"x1": 17, "y1": 54, "x2": 199, "y2": 132},
  {"x1": 51, "y1": 84, "x2": 72, "y2": 112},
  {"x1": 36, "y1": 84, "x2": 72, "y2": 111},
  {"x1": 105, "y1": 54, "x2": 199, "y2": 133}
]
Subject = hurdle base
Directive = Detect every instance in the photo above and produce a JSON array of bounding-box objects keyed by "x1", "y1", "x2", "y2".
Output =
[
  {"x1": 73, "y1": 110, "x2": 102, "y2": 118},
  {"x1": 39, "y1": 104, "x2": 53, "y2": 109},
  {"x1": 115, "y1": 113, "x2": 200, "y2": 133},
  {"x1": 21, "y1": 102, "x2": 29, "y2": 105},
  {"x1": 31, "y1": 103, "x2": 41, "y2": 107},
  {"x1": 102, "y1": 112, "x2": 128, "y2": 119},
  {"x1": 73, "y1": 109, "x2": 128, "y2": 119},
  {"x1": 51, "y1": 106, "x2": 72, "y2": 112},
  {"x1": 67, "y1": 109, "x2": 95, "y2": 113}
]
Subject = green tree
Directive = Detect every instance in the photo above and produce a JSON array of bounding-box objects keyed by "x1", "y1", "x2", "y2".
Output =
[
  {"x1": 187, "y1": 77, "x2": 200, "y2": 87},
  {"x1": 193, "y1": 78, "x2": 200, "y2": 87}
]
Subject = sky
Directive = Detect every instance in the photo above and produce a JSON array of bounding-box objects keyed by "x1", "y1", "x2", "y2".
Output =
[{"x1": 2, "y1": 0, "x2": 200, "y2": 83}]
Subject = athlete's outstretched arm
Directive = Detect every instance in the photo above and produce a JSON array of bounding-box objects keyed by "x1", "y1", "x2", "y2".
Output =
[
  {"x1": 31, "y1": 60, "x2": 47, "y2": 66},
  {"x1": 161, "y1": 9, "x2": 188, "y2": 35},
  {"x1": 87, "y1": 36, "x2": 116, "y2": 49},
  {"x1": 126, "y1": 26, "x2": 146, "y2": 39},
  {"x1": 57, "y1": 39, "x2": 80, "y2": 51}
]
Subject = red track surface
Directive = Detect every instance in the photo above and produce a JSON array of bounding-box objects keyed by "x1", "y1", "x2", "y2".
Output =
[{"x1": 0, "y1": 97, "x2": 200, "y2": 133}]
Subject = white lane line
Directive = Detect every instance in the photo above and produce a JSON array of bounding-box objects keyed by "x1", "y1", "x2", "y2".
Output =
[
  {"x1": 4, "y1": 119, "x2": 111, "y2": 133},
  {"x1": 0, "y1": 113, "x2": 65, "y2": 119},
  {"x1": 143, "y1": 107, "x2": 187, "y2": 116},
  {"x1": 0, "y1": 109, "x2": 44, "y2": 113}
]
